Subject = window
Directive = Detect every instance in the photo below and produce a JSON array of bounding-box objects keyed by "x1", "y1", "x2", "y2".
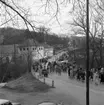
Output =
[
  {"x1": 33, "y1": 48, "x2": 34, "y2": 50},
  {"x1": 20, "y1": 48, "x2": 22, "y2": 51},
  {"x1": 27, "y1": 48, "x2": 29, "y2": 50},
  {"x1": 39, "y1": 47, "x2": 42, "y2": 50},
  {"x1": 40, "y1": 47, "x2": 42, "y2": 50},
  {"x1": 23, "y1": 48, "x2": 25, "y2": 51}
]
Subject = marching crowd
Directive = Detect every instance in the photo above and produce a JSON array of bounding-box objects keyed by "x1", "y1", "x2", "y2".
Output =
[{"x1": 33, "y1": 58, "x2": 104, "y2": 85}]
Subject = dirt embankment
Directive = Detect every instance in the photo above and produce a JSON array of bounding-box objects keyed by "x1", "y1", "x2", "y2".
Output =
[{"x1": 3, "y1": 73, "x2": 50, "y2": 93}]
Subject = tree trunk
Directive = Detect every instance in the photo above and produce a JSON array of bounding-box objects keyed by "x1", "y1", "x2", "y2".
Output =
[
  {"x1": 100, "y1": 38, "x2": 103, "y2": 67},
  {"x1": 27, "y1": 54, "x2": 32, "y2": 72}
]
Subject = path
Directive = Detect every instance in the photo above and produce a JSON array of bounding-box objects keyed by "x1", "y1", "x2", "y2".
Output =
[
  {"x1": 31, "y1": 69, "x2": 104, "y2": 105},
  {"x1": 49, "y1": 73, "x2": 104, "y2": 105}
]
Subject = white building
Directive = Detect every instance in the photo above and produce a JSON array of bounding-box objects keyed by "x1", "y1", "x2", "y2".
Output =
[{"x1": 18, "y1": 39, "x2": 54, "y2": 62}]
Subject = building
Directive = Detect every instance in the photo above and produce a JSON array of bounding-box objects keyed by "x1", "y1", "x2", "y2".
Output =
[
  {"x1": 0, "y1": 39, "x2": 54, "y2": 63},
  {"x1": 18, "y1": 39, "x2": 44, "y2": 61},
  {"x1": 18, "y1": 39, "x2": 54, "y2": 61}
]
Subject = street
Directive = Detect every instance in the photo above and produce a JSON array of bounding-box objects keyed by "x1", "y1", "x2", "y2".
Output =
[
  {"x1": 49, "y1": 73, "x2": 104, "y2": 105},
  {"x1": 0, "y1": 72, "x2": 104, "y2": 105}
]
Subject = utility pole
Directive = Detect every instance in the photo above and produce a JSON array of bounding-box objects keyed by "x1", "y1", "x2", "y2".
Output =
[
  {"x1": 100, "y1": 23, "x2": 103, "y2": 68},
  {"x1": 86, "y1": 0, "x2": 90, "y2": 105},
  {"x1": 98, "y1": 20, "x2": 104, "y2": 68}
]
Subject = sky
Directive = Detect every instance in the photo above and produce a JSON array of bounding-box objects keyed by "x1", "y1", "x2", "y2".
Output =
[{"x1": 21, "y1": 0, "x2": 73, "y2": 35}]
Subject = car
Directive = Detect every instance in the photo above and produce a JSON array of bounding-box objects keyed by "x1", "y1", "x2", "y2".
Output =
[
  {"x1": 0, "y1": 99, "x2": 21, "y2": 105},
  {"x1": 38, "y1": 102, "x2": 56, "y2": 105},
  {"x1": 38, "y1": 101, "x2": 63, "y2": 105}
]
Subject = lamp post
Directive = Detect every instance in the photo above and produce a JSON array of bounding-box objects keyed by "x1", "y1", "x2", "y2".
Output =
[{"x1": 86, "y1": 0, "x2": 90, "y2": 105}]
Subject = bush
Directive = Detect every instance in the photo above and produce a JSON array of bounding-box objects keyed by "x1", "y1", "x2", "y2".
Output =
[
  {"x1": 0, "y1": 63, "x2": 8, "y2": 82},
  {"x1": 8, "y1": 62, "x2": 28, "y2": 79},
  {"x1": 0, "y1": 62, "x2": 28, "y2": 82}
]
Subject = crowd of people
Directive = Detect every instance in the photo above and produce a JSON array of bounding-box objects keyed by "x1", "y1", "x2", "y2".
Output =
[
  {"x1": 32, "y1": 58, "x2": 104, "y2": 85},
  {"x1": 67, "y1": 63, "x2": 104, "y2": 85}
]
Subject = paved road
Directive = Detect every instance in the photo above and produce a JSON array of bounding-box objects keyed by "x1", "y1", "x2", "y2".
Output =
[
  {"x1": 49, "y1": 73, "x2": 104, "y2": 105},
  {"x1": 50, "y1": 73, "x2": 104, "y2": 91}
]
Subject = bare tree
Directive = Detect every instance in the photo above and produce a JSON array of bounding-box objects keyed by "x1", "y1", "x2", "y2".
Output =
[
  {"x1": 37, "y1": 26, "x2": 50, "y2": 43},
  {"x1": 0, "y1": 0, "x2": 36, "y2": 30},
  {"x1": 0, "y1": 0, "x2": 38, "y2": 73},
  {"x1": 64, "y1": 0, "x2": 104, "y2": 68},
  {"x1": 1, "y1": 0, "x2": 104, "y2": 69}
]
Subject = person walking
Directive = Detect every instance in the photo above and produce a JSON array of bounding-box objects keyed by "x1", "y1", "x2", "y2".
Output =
[
  {"x1": 99, "y1": 68, "x2": 104, "y2": 84},
  {"x1": 68, "y1": 66, "x2": 71, "y2": 77},
  {"x1": 70, "y1": 66, "x2": 73, "y2": 79},
  {"x1": 39, "y1": 64, "x2": 43, "y2": 78},
  {"x1": 93, "y1": 71, "x2": 99, "y2": 85}
]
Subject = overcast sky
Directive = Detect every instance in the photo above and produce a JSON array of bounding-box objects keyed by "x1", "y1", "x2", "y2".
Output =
[{"x1": 22, "y1": 0, "x2": 73, "y2": 34}]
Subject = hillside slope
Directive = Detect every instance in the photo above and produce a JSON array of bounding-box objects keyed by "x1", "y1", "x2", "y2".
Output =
[
  {"x1": 0, "y1": 27, "x2": 69, "y2": 49},
  {"x1": 4, "y1": 73, "x2": 50, "y2": 92}
]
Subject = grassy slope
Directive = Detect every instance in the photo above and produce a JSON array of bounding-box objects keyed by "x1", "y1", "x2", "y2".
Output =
[{"x1": 3, "y1": 73, "x2": 50, "y2": 93}]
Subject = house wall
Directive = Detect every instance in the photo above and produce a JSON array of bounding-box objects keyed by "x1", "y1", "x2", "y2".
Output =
[
  {"x1": 32, "y1": 46, "x2": 44, "y2": 60},
  {"x1": 18, "y1": 46, "x2": 45, "y2": 61}
]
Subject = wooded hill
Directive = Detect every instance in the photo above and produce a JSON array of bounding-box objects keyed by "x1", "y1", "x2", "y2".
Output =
[{"x1": 0, "y1": 27, "x2": 69, "y2": 50}]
